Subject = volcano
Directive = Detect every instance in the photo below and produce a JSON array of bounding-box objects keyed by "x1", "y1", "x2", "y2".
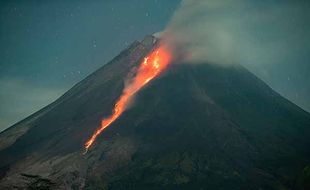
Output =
[{"x1": 0, "y1": 35, "x2": 309, "y2": 190}]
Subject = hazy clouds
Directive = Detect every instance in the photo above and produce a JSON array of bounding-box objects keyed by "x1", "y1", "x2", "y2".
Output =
[
  {"x1": 0, "y1": 0, "x2": 180, "y2": 131},
  {"x1": 0, "y1": 78, "x2": 66, "y2": 131},
  {"x1": 0, "y1": 0, "x2": 309, "y2": 131}
]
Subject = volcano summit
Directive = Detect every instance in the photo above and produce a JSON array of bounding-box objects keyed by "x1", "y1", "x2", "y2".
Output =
[{"x1": 0, "y1": 36, "x2": 309, "y2": 190}]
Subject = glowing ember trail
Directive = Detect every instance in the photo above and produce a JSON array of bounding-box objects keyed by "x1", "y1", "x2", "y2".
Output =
[{"x1": 84, "y1": 46, "x2": 171, "y2": 153}]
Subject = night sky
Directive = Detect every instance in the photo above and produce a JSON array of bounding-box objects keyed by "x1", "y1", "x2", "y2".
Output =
[
  {"x1": 0, "y1": 0, "x2": 309, "y2": 131},
  {"x1": 0, "y1": 0, "x2": 180, "y2": 131}
]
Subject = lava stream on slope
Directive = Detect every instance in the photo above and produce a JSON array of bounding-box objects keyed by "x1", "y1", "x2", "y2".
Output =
[{"x1": 84, "y1": 45, "x2": 171, "y2": 153}]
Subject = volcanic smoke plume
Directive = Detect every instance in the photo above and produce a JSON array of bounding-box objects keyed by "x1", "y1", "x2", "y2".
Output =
[
  {"x1": 84, "y1": 45, "x2": 171, "y2": 152},
  {"x1": 1, "y1": 34, "x2": 310, "y2": 190},
  {"x1": 84, "y1": 0, "x2": 310, "y2": 153},
  {"x1": 161, "y1": 0, "x2": 310, "y2": 67}
]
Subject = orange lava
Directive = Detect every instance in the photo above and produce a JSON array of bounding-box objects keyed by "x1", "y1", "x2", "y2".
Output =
[{"x1": 84, "y1": 45, "x2": 171, "y2": 153}]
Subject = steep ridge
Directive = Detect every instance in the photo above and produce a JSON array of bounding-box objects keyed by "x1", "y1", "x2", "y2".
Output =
[{"x1": 0, "y1": 36, "x2": 309, "y2": 190}]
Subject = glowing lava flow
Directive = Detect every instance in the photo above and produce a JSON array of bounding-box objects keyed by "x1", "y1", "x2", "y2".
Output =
[{"x1": 84, "y1": 46, "x2": 171, "y2": 153}]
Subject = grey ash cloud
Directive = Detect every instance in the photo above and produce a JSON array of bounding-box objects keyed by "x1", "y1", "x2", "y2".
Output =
[
  {"x1": 162, "y1": 0, "x2": 310, "y2": 112},
  {"x1": 0, "y1": 0, "x2": 309, "y2": 131}
]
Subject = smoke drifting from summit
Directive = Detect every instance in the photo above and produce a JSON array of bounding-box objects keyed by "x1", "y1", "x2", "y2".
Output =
[
  {"x1": 162, "y1": 0, "x2": 310, "y2": 66},
  {"x1": 162, "y1": 0, "x2": 241, "y2": 64}
]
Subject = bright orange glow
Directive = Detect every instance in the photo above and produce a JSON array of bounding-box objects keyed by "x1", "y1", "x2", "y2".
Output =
[{"x1": 84, "y1": 46, "x2": 171, "y2": 153}]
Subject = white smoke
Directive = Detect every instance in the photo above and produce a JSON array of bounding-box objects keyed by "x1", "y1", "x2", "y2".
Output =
[{"x1": 162, "y1": 0, "x2": 310, "y2": 66}]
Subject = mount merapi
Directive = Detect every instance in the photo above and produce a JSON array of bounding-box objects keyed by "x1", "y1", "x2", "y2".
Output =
[{"x1": 0, "y1": 35, "x2": 309, "y2": 190}]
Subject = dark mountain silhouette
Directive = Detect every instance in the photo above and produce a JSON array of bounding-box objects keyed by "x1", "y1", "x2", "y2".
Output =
[{"x1": 0, "y1": 35, "x2": 309, "y2": 190}]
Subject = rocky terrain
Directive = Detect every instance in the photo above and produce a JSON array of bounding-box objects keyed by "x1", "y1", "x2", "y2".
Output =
[{"x1": 0, "y1": 35, "x2": 309, "y2": 190}]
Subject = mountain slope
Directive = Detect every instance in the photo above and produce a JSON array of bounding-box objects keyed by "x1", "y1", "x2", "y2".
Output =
[{"x1": 0, "y1": 35, "x2": 309, "y2": 190}]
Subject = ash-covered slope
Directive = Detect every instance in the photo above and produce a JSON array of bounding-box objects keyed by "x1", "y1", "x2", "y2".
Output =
[{"x1": 0, "y1": 35, "x2": 309, "y2": 190}]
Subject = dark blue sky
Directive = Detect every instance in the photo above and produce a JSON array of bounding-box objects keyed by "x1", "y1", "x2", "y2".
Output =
[
  {"x1": 0, "y1": 0, "x2": 309, "y2": 131},
  {"x1": 0, "y1": 0, "x2": 180, "y2": 130}
]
